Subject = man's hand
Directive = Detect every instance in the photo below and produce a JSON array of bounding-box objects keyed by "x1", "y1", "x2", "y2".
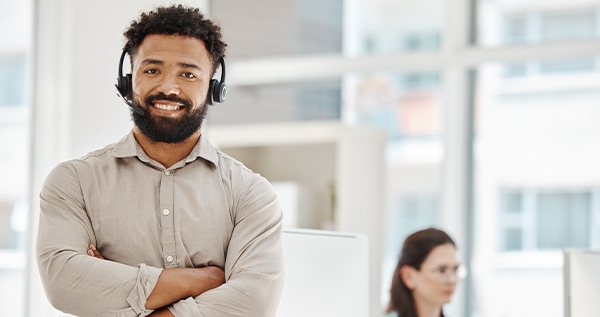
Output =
[
  {"x1": 87, "y1": 244, "x2": 225, "y2": 310},
  {"x1": 88, "y1": 244, "x2": 104, "y2": 259}
]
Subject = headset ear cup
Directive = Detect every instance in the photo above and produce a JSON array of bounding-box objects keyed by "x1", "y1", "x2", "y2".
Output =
[
  {"x1": 209, "y1": 79, "x2": 217, "y2": 105},
  {"x1": 209, "y1": 80, "x2": 227, "y2": 104},
  {"x1": 124, "y1": 74, "x2": 132, "y2": 100},
  {"x1": 215, "y1": 81, "x2": 226, "y2": 103},
  {"x1": 218, "y1": 82, "x2": 227, "y2": 102},
  {"x1": 207, "y1": 56, "x2": 227, "y2": 105},
  {"x1": 125, "y1": 74, "x2": 133, "y2": 100},
  {"x1": 116, "y1": 74, "x2": 133, "y2": 101}
]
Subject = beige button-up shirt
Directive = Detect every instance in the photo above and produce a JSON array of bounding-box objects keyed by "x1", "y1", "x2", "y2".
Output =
[{"x1": 36, "y1": 131, "x2": 284, "y2": 317}]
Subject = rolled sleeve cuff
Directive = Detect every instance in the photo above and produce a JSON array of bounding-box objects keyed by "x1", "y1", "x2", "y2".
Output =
[
  {"x1": 126, "y1": 264, "x2": 163, "y2": 316},
  {"x1": 169, "y1": 297, "x2": 202, "y2": 317}
]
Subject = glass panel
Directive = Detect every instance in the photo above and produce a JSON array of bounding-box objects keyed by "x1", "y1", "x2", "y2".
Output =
[
  {"x1": 351, "y1": 0, "x2": 444, "y2": 55},
  {"x1": 0, "y1": 55, "x2": 26, "y2": 106},
  {"x1": 542, "y1": 11, "x2": 596, "y2": 42},
  {"x1": 210, "y1": 0, "x2": 445, "y2": 58},
  {"x1": 503, "y1": 228, "x2": 523, "y2": 250},
  {"x1": 344, "y1": 71, "x2": 443, "y2": 142},
  {"x1": 537, "y1": 192, "x2": 590, "y2": 249},
  {"x1": 501, "y1": 191, "x2": 522, "y2": 213},
  {"x1": 206, "y1": 80, "x2": 341, "y2": 125},
  {"x1": 210, "y1": 0, "x2": 343, "y2": 58},
  {"x1": 0, "y1": 1, "x2": 33, "y2": 316},
  {"x1": 471, "y1": 57, "x2": 600, "y2": 317},
  {"x1": 343, "y1": 70, "x2": 444, "y2": 309},
  {"x1": 399, "y1": 194, "x2": 439, "y2": 235},
  {"x1": 477, "y1": 1, "x2": 600, "y2": 47}
]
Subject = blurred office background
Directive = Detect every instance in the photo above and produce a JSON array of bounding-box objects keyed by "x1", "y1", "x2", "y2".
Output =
[{"x1": 2, "y1": 0, "x2": 600, "y2": 316}]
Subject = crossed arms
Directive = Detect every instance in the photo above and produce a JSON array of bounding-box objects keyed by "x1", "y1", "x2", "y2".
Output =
[{"x1": 87, "y1": 245, "x2": 225, "y2": 316}]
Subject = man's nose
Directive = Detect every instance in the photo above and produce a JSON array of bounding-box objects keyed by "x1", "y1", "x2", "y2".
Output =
[{"x1": 157, "y1": 74, "x2": 180, "y2": 95}]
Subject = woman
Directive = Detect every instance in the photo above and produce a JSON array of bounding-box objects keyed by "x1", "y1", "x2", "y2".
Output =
[{"x1": 387, "y1": 228, "x2": 463, "y2": 317}]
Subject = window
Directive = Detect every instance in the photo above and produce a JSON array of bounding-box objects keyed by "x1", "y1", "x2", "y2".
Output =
[
  {"x1": 504, "y1": 15, "x2": 529, "y2": 44},
  {"x1": 480, "y1": 5, "x2": 600, "y2": 47},
  {"x1": 0, "y1": 1, "x2": 32, "y2": 316},
  {"x1": 356, "y1": 0, "x2": 444, "y2": 55},
  {"x1": 207, "y1": 80, "x2": 342, "y2": 125},
  {"x1": 539, "y1": 58, "x2": 596, "y2": 74},
  {"x1": 210, "y1": 0, "x2": 343, "y2": 58},
  {"x1": 403, "y1": 32, "x2": 441, "y2": 51},
  {"x1": 0, "y1": 55, "x2": 26, "y2": 106},
  {"x1": 346, "y1": 71, "x2": 443, "y2": 142},
  {"x1": 537, "y1": 192, "x2": 591, "y2": 249},
  {"x1": 541, "y1": 11, "x2": 596, "y2": 42},
  {"x1": 500, "y1": 190, "x2": 595, "y2": 251}
]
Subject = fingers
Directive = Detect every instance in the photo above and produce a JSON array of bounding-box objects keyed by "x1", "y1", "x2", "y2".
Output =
[{"x1": 87, "y1": 244, "x2": 105, "y2": 259}]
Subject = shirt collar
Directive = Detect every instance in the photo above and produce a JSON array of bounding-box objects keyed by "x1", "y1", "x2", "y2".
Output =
[
  {"x1": 186, "y1": 133, "x2": 219, "y2": 167},
  {"x1": 111, "y1": 129, "x2": 219, "y2": 167},
  {"x1": 111, "y1": 130, "x2": 138, "y2": 158}
]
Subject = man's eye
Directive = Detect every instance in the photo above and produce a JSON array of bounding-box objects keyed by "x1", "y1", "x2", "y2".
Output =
[
  {"x1": 182, "y1": 72, "x2": 196, "y2": 78},
  {"x1": 145, "y1": 69, "x2": 159, "y2": 74}
]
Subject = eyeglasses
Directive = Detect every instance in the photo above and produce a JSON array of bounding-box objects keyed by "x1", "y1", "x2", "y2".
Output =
[{"x1": 425, "y1": 264, "x2": 468, "y2": 282}]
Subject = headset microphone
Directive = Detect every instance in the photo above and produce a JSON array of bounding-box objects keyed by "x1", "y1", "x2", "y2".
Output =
[{"x1": 118, "y1": 93, "x2": 146, "y2": 116}]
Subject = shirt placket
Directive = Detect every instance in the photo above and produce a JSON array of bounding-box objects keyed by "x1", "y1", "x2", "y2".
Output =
[{"x1": 159, "y1": 168, "x2": 177, "y2": 268}]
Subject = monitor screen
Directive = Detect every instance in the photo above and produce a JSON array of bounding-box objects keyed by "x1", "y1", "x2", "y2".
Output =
[
  {"x1": 277, "y1": 228, "x2": 370, "y2": 317},
  {"x1": 564, "y1": 248, "x2": 600, "y2": 317}
]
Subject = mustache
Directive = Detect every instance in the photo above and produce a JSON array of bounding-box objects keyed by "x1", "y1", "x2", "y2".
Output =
[{"x1": 145, "y1": 93, "x2": 192, "y2": 109}]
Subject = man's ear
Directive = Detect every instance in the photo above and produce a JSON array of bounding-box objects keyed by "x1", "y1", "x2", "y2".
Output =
[{"x1": 400, "y1": 265, "x2": 417, "y2": 290}]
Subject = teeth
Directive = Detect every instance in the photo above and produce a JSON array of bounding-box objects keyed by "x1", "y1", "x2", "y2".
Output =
[{"x1": 154, "y1": 103, "x2": 180, "y2": 111}]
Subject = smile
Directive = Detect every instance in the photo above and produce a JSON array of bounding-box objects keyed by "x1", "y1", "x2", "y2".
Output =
[{"x1": 153, "y1": 103, "x2": 182, "y2": 111}]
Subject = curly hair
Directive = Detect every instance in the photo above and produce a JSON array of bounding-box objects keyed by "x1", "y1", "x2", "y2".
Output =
[{"x1": 123, "y1": 4, "x2": 227, "y2": 76}]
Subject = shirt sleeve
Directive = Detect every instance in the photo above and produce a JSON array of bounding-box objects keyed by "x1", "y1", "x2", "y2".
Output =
[
  {"x1": 36, "y1": 162, "x2": 162, "y2": 317},
  {"x1": 169, "y1": 172, "x2": 285, "y2": 317}
]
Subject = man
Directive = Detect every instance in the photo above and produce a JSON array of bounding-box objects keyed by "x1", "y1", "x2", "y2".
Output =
[{"x1": 36, "y1": 5, "x2": 284, "y2": 317}]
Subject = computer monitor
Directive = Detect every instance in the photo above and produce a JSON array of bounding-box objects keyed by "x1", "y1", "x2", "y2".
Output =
[
  {"x1": 563, "y1": 248, "x2": 600, "y2": 317},
  {"x1": 277, "y1": 228, "x2": 370, "y2": 317}
]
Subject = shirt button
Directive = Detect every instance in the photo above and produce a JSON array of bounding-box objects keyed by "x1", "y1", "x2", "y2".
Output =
[
  {"x1": 163, "y1": 209, "x2": 170, "y2": 216},
  {"x1": 164, "y1": 170, "x2": 171, "y2": 176},
  {"x1": 166, "y1": 256, "x2": 173, "y2": 262}
]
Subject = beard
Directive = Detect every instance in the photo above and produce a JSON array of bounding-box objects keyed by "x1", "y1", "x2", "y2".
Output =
[{"x1": 131, "y1": 93, "x2": 209, "y2": 144}]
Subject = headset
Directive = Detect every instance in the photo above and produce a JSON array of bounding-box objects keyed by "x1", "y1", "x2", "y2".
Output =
[{"x1": 115, "y1": 49, "x2": 227, "y2": 116}]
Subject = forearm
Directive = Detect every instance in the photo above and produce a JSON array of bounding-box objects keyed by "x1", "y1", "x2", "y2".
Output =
[
  {"x1": 185, "y1": 270, "x2": 284, "y2": 316},
  {"x1": 145, "y1": 266, "x2": 225, "y2": 310},
  {"x1": 148, "y1": 307, "x2": 175, "y2": 317},
  {"x1": 37, "y1": 246, "x2": 161, "y2": 316},
  {"x1": 87, "y1": 245, "x2": 225, "y2": 311}
]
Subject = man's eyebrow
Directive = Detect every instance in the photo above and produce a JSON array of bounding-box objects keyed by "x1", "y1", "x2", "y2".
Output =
[
  {"x1": 140, "y1": 59, "x2": 203, "y2": 72},
  {"x1": 178, "y1": 62, "x2": 202, "y2": 71},
  {"x1": 140, "y1": 58, "x2": 164, "y2": 65}
]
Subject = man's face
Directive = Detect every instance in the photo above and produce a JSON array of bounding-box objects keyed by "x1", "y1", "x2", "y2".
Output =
[{"x1": 130, "y1": 34, "x2": 213, "y2": 143}]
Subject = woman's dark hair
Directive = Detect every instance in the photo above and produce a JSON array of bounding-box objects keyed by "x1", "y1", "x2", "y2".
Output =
[
  {"x1": 123, "y1": 4, "x2": 227, "y2": 76},
  {"x1": 387, "y1": 227, "x2": 455, "y2": 317}
]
